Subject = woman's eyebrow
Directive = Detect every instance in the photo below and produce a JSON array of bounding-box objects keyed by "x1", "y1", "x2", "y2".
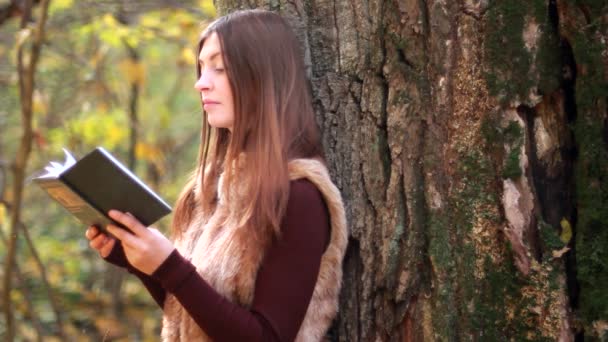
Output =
[{"x1": 199, "y1": 51, "x2": 221, "y2": 65}]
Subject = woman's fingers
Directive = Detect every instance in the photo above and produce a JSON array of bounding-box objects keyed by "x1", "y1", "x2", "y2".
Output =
[
  {"x1": 107, "y1": 224, "x2": 140, "y2": 249},
  {"x1": 108, "y1": 210, "x2": 147, "y2": 237},
  {"x1": 86, "y1": 225, "x2": 115, "y2": 258},
  {"x1": 99, "y1": 238, "x2": 116, "y2": 258},
  {"x1": 89, "y1": 233, "x2": 108, "y2": 250},
  {"x1": 85, "y1": 226, "x2": 99, "y2": 240}
]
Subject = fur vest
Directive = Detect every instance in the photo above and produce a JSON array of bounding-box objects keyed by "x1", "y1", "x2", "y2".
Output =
[{"x1": 161, "y1": 158, "x2": 348, "y2": 341}]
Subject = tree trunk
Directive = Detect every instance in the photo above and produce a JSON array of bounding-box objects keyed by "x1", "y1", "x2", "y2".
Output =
[
  {"x1": 3, "y1": 0, "x2": 51, "y2": 340},
  {"x1": 215, "y1": 0, "x2": 607, "y2": 339}
]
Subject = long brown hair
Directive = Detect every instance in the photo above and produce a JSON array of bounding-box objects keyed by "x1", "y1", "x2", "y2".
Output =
[{"x1": 171, "y1": 9, "x2": 324, "y2": 238}]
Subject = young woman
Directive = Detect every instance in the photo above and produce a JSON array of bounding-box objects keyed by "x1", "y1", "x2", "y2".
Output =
[{"x1": 85, "y1": 9, "x2": 348, "y2": 342}]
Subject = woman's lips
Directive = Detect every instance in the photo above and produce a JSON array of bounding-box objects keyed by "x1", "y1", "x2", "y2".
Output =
[{"x1": 203, "y1": 100, "x2": 219, "y2": 110}]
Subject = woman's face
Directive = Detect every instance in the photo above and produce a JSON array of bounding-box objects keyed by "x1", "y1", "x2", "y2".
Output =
[{"x1": 195, "y1": 32, "x2": 235, "y2": 130}]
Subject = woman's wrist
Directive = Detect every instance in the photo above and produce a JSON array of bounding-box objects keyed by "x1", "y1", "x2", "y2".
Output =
[
  {"x1": 102, "y1": 241, "x2": 130, "y2": 268},
  {"x1": 152, "y1": 249, "x2": 197, "y2": 292}
]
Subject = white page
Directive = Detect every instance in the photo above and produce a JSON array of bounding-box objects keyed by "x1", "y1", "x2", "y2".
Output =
[{"x1": 38, "y1": 148, "x2": 77, "y2": 179}]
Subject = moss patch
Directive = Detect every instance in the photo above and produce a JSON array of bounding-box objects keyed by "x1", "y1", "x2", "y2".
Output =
[
  {"x1": 448, "y1": 134, "x2": 566, "y2": 339},
  {"x1": 484, "y1": 0, "x2": 561, "y2": 105},
  {"x1": 481, "y1": 116, "x2": 524, "y2": 180},
  {"x1": 568, "y1": 3, "x2": 608, "y2": 333},
  {"x1": 502, "y1": 121, "x2": 524, "y2": 179},
  {"x1": 574, "y1": 118, "x2": 608, "y2": 328},
  {"x1": 484, "y1": 0, "x2": 533, "y2": 103}
]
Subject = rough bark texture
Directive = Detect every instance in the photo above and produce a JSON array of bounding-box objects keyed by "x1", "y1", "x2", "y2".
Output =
[{"x1": 214, "y1": 0, "x2": 607, "y2": 339}]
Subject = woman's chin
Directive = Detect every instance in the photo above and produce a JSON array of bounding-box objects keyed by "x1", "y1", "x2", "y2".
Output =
[{"x1": 207, "y1": 119, "x2": 233, "y2": 131}]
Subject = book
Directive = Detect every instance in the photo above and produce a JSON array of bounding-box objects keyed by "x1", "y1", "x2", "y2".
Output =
[{"x1": 33, "y1": 147, "x2": 172, "y2": 234}]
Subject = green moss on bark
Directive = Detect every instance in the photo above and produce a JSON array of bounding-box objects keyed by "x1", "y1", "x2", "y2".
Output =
[
  {"x1": 385, "y1": 183, "x2": 406, "y2": 289},
  {"x1": 484, "y1": 0, "x2": 533, "y2": 103},
  {"x1": 539, "y1": 219, "x2": 565, "y2": 255},
  {"x1": 574, "y1": 118, "x2": 608, "y2": 327},
  {"x1": 453, "y1": 153, "x2": 530, "y2": 340},
  {"x1": 568, "y1": 6, "x2": 608, "y2": 333},
  {"x1": 480, "y1": 116, "x2": 524, "y2": 179},
  {"x1": 484, "y1": 0, "x2": 561, "y2": 104},
  {"x1": 446, "y1": 123, "x2": 567, "y2": 339},
  {"x1": 502, "y1": 121, "x2": 524, "y2": 179}
]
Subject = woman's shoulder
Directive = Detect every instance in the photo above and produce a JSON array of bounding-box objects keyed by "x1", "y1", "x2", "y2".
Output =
[
  {"x1": 283, "y1": 178, "x2": 330, "y2": 247},
  {"x1": 285, "y1": 178, "x2": 328, "y2": 213},
  {"x1": 287, "y1": 178, "x2": 326, "y2": 208}
]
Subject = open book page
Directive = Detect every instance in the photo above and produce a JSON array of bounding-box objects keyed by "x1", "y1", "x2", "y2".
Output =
[{"x1": 37, "y1": 148, "x2": 76, "y2": 179}]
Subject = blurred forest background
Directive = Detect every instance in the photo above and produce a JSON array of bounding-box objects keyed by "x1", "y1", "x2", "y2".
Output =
[
  {"x1": 1, "y1": 0, "x2": 215, "y2": 340},
  {"x1": 2, "y1": 0, "x2": 608, "y2": 341}
]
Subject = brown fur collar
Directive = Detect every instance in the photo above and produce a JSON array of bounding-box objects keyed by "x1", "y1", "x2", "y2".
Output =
[{"x1": 161, "y1": 158, "x2": 348, "y2": 341}]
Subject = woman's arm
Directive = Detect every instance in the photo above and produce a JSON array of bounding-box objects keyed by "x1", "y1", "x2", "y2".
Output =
[
  {"x1": 152, "y1": 179, "x2": 330, "y2": 341},
  {"x1": 87, "y1": 226, "x2": 167, "y2": 308},
  {"x1": 106, "y1": 244, "x2": 167, "y2": 308}
]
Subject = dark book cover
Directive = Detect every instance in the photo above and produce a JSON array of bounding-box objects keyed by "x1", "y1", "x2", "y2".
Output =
[{"x1": 34, "y1": 147, "x2": 172, "y2": 233}]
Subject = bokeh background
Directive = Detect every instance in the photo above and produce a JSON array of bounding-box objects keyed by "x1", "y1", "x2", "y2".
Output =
[{"x1": 1, "y1": 1, "x2": 215, "y2": 340}]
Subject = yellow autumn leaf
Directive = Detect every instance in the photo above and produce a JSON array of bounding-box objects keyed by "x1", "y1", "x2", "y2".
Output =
[
  {"x1": 102, "y1": 13, "x2": 118, "y2": 28},
  {"x1": 180, "y1": 47, "x2": 196, "y2": 65},
  {"x1": 0, "y1": 203, "x2": 6, "y2": 225},
  {"x1": 124, "y1": 34, "x2": 139, "y2": 48},
  {"x1": 136, "y1": 142, "x2": 166, "y2": 175},
  {"x1": 200, "y1": 0, "x2": 216, "y2": 17},
  {"x1": 560, "y1": 218, "x2": 572, "y2": 244},
  {"x1": 142, "y1": 28, "x2": 156, "y2": 40},
  {"x1": 136, "y1": 142, "x2": 162, "y2": 162},
  {"x1": 119, "y1": 59, "x2": 145, "y2": 85},
  {"x1": 141, "y1": 14, "x2": 161, "y2": 28},
  {"x1": 106, "y1": 124, "x2": 126, "y2": 148},
  {"x1": 165, "y1": 25, "x2": 182, "y2": 38},
  {"x1": 99, "y1": 29, "x2": 122, "y2": 48},
  {"x1": 115, "y1": 25, "x2": 130, "y2": 40},
  {"x1": 49, "y1": 0, "x2": 73, "y2": 14}
]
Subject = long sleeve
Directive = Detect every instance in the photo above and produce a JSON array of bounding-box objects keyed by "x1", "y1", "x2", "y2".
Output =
[
  {"x1": 105, "y1": 242, "x2": 167, "y2": 308},
  {"x1": 152, "y1": 179, "x2": 330, "y2": 341}
]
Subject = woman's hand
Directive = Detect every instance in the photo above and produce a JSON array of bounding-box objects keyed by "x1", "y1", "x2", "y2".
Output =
[
  {"x1": 105, "y1": 210, "x2": 175, "y2": 275},
  {"x1": 85, "y1": 226, "x2": 116, "y2": 258}
]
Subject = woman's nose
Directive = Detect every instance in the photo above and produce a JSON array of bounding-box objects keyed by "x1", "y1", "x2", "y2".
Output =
[{"x1": 194, "y1": 71, "x2": 211, "y2": 91}]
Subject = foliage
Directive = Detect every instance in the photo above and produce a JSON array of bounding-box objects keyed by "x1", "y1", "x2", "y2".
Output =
[{"x1": 0, "y1": 0, "x2": 214, "y2": 339}]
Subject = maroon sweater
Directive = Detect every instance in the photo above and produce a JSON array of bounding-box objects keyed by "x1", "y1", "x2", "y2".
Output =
[{"x1": 105, "y1": 179, "x2": 330, "y2": 341}]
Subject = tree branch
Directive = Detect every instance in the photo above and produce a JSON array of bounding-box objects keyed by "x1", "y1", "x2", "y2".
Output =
[
  {"x1": 21, "y1": 220, "x2": 66, "y2": 337},
  {"x1": 0, "y1": 227, "x2": 44, "y2": 342},
  {"x1": 0, "y1": 0, "x2": 41, "y2": 27},
  {"x1": 0, "y1": 159, "x2": 8, "y2": 199},
  {"x1": 3, "y1": 0, "x2": 51, "y2": 340}
]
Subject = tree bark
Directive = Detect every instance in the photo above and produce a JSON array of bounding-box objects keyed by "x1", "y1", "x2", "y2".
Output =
[{"x1": 213, "y1": 0, "x2": 607, "y2": 339}]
